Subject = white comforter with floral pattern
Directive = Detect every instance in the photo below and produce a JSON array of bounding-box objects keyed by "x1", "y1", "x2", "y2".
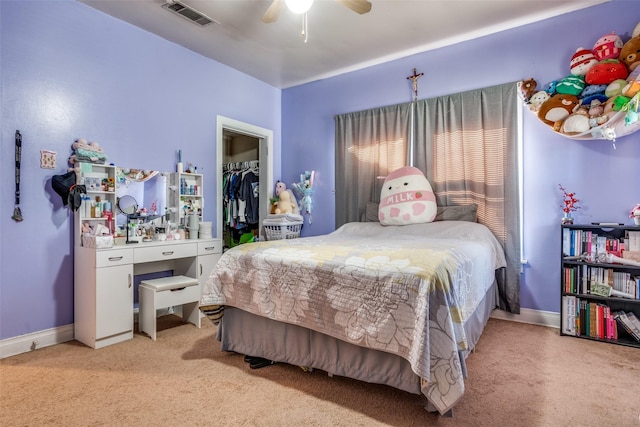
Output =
[{"x1": 201, "y1": 221, "x2": 506, "y2": 414}]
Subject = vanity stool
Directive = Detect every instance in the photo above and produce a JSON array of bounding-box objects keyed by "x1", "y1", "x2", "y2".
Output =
[{"x1": 139, "y1": 275, "x2": 200, "y2": 340}]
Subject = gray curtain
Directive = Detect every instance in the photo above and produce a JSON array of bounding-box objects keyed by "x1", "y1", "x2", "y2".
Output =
[
  {"x1": 413, "y1": 82, "x2": 520, "y2": 313},
  {"x1": 334, "y1": 102, "x2": 413, "y2": 227}
]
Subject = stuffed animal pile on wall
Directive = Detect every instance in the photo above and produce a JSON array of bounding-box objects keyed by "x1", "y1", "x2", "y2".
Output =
[{"x1": 519, "y1": 21, "x2": 640, "y2": 138}]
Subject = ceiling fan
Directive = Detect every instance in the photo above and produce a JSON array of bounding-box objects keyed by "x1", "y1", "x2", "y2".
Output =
[{"x1": 262, "y1": 0, "x2": 372, "y2": 24}]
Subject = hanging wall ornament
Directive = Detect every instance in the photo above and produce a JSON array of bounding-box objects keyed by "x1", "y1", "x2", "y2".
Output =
[
  {"x1": 292, "y1": 170, "x2": 314, "y2": 224},
  {"x1": 12, "y1": 130, "x2": 23, "y2": 222},
  {"x1": 406, "y1": 68, "x2": 424, "y2": 101}
]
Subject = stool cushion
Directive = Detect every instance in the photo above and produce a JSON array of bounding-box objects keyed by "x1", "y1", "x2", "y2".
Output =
[{"x1": 140, "y1": 275, "x2": 198, "y2": 292}]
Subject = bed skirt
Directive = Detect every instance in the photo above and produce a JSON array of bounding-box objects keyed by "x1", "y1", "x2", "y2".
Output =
[{"x1": 217, "y1": 280, "x2": 497, "y2": 398}]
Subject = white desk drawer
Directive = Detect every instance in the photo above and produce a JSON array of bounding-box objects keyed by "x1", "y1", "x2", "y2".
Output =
[
  {"x1": 134, "y1": 242, "x2": 197, "y2": 264},
  {"x1": 198, "y1": 240, "x2": 222, "y2": 256},
  {"x1": 96, "y1": 249, "x2": 133, "y2": 268}
]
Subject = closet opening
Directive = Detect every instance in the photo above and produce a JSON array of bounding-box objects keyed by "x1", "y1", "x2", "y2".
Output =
[{"x1": 216, "y1": 116, "x2": 273, "y2": 251}]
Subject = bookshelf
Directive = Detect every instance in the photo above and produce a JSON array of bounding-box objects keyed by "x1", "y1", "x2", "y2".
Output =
[{"x1": 560, "y1": 224, "x2": 640, "y2": 348}]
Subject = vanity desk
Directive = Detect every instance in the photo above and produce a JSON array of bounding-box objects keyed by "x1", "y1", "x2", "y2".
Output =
[
  {"x1": 73, "y1": 162, "x2": 221, "y2": 349},
  {"x1": 74, "y1": 238, "x2": 221, "y2": 349}
]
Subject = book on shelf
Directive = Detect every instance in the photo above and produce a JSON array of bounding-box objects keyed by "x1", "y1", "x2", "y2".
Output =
[
  {"x1": 562, "y1": 295, "x2": 576, "y2": 336},
  {"x1": 565, "y1": 264, "x2": 639, "y2": 299},
  {"x1": 562, "y1": 227, "x2": 571, "y2": 257},
  {"x1": 628, "y1": 231, "x2": 640, "y2": 252},
  {"x1": 563, "y1": 296, "x2": 621, "y2": 339},
  {"x1": 562, "y1": 228, "x2": 633, "y2": 258},
  {"x1": 623, "y1": 250, "x2": 640, "y2": 263},
  {"x1": 614, "y1": 311, "x2": 640, "y2": 343},
  {"x1": 626, "y1": 312, "x2": 640, "y2": 334},
  {"x1": 588, "y1": 303, "x2": 599, "y2": 338},
  {"x1": 597, "y1": 235, "x2": 607, "y2": 258}
]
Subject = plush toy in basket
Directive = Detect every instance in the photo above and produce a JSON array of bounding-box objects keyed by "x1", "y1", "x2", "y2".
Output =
[
  {"x1": 270, "y1": 181, "x2": 300, "y2": 215},
  {"x1": 274, "y1": 190, "x2": 299, "y2": 215},
  {"x1": 263, "y1": 213, "x2": 304, "y2": 240}
]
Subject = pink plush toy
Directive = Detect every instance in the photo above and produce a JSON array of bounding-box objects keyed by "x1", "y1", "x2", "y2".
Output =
[
  {"x1": 378, "y1": 166, "x2": 437, "y2": 226},
  {"x1": 592, "y1": 31, "x2": 624, "y2": 61}
]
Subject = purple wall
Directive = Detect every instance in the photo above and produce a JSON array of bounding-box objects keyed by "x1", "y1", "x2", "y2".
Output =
[
  {"x1": 0, "y1": 1, "x2": 281, "y2": 340},
  {"x1": 281, "y1": 1, "x2": 640, "y2": 313}
]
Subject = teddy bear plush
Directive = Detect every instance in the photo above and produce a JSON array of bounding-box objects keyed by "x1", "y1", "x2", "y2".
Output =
[
  {"x1": 618, "y1": 34, "x2": 640, "y2": 72},
  {"x1": 517, "y1": 78, "x2": 537, "y2": 102},
  {"x1": 274, "y1": 190, "x2": 299, "y2": 215}
]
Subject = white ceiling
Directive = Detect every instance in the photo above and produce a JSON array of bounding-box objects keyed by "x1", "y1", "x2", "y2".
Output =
[{"x1": 80, "y1": 0, "x2": 609, "y2": 89}]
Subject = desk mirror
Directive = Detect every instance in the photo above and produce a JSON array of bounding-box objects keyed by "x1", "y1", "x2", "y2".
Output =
[
  {"x1": 117, "y1": 195, "x2": 138, "y2": 215},
  {"x1": 115, "y1": 168, "x2": 168, "y2": 227}
]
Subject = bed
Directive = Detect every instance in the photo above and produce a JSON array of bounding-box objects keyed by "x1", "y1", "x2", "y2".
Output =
[{"x1": 200, "y1": 220, "x2": 506, "y2": 415}]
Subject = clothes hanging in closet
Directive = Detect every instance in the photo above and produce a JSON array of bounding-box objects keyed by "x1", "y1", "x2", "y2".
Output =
[{"x1": 222, "y1": 161, "x2": 259, "y2": 244}]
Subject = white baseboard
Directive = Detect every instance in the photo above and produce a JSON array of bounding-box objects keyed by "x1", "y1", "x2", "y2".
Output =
[
  {"x1": 0, "y1": 309, "x2": 559, "y2": 359},
  {"x1": 0, "y1": 324, "x2": 75, "y2": 359},
  {"x1": 491, "y1": 307, "x2": 560, "y2": 329}
]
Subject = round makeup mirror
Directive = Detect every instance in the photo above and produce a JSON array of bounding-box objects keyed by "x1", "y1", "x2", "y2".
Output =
[{"x1": 117, "y1": 195, "x2": 138, "y2": 215}]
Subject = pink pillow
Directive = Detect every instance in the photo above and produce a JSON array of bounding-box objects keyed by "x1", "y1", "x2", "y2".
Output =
[{"x1": 378, "y1": 166, "x2": 437, "y2": 225}]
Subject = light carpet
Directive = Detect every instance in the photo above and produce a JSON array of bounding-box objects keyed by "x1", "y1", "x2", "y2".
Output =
[{"x1": 1, "y1": 316, "x2": 639, "y2": 426}]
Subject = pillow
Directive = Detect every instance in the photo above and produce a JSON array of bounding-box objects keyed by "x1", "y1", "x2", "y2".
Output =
[
  {"x1": 364, "y1": 201, "x2": 380, "y2": 222},
  {"x1": 378, "y1": 166, "x2": 437, "y2": 226},
  {"x1": 364, "y1": 202, "x2": 477, "y2": 222},
  {"x1": 434, "y1": 204, "x2": 478, "y2": 222}
]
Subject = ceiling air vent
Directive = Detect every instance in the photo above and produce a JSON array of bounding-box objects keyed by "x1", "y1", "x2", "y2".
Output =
[{"x1": 162, "y1": 1, "x2": 218, "y2": 27}]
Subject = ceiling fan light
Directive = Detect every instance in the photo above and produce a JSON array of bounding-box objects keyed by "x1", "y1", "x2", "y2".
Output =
[{"x1": 285, "y1": 0, "x2": 314, "y2": 14}]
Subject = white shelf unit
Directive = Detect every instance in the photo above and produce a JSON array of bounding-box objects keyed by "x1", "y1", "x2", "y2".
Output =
[
  {"x1": 168, "y1": 172, "x2": 204, "y2": 228},
  {"x1": 75, "y1": 163, "x2": 117, "y2": 247}
]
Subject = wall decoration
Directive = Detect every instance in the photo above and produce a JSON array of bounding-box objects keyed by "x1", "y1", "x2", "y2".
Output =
[
  {"x1": 406, "y1": 68, "x2": 424, "y2": 101},
  {"x1": 40, "y1": 150, "x2": 57, "y2": 169}
]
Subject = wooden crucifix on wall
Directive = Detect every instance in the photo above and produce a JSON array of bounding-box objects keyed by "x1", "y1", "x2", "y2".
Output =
[{"x1": 406, "y1": 68, "x2": 424, "y2": 101}]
